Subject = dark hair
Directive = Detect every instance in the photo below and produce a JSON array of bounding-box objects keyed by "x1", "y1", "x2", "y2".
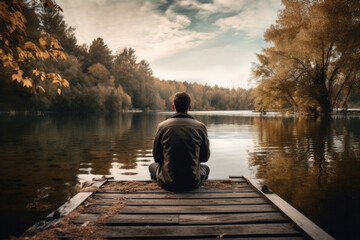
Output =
[{"x1": 173, "y1": 92, "x2": 191, "y2": 113}]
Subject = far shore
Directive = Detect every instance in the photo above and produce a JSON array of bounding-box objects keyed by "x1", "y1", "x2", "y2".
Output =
[{"x1": 2, "y1": 109, "x2": 360, "y2": 117}]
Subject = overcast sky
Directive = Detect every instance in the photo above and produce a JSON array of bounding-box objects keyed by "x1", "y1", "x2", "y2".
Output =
[{"x1": 59, "y1": 0, "x2": 282, "y2": 89}]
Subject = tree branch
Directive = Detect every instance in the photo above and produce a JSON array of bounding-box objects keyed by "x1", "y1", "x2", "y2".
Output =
[{"x1": 332, "y1": 69, "x2": 352, "y2": 109}]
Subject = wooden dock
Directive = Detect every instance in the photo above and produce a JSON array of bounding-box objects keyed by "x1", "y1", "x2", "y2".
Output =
[{"x1": 25, "y1": 176, "x2": 334, "y2": 239}]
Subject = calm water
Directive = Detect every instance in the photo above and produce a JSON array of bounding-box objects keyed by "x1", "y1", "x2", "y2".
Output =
[{"x1": 0, "y1": 111, "x2": 359, "y2": 239}]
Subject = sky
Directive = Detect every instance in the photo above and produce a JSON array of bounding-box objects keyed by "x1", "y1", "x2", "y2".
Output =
[{"x1": 59, "y1": 0, "x2": 282, "y2": 89}]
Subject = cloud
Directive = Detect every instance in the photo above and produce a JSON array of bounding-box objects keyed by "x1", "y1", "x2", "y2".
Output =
[
  {"x1": 61, "y1": 0, "x2": 216, "y2": 61},
  {"x1": 163, "y1": 0, "x2": 280, "y2": 38},
  {"x1": 173, "y1": 0, "x2": 246, "y2": 16},
  {"x1": 214, "y1": 1, "x2": 280, "y2": 38}
]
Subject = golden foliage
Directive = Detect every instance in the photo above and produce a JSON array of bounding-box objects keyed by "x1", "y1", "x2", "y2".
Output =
[
  {"x1": 0, "y1": 0, "x2": 69, "y2": 94},
  {"x1": 251, "y1": 0, "x2": 360, "y2": 114}
]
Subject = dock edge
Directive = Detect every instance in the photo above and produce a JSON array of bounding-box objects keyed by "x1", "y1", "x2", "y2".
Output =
[{"x1": 243, "y1": 176, "x2": 335, "y2": 240}]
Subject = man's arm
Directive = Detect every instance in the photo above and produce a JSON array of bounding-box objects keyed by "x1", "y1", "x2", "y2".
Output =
[
  {"x1": 199, "y1": 126, "x2": 210, "y2": 163},
  {"x1": 153, "y1": 127, "x2": 164, "y2": 165}
]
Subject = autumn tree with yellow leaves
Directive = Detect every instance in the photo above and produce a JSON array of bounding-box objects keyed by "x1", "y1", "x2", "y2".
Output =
[
  {"x1": 251, "y1": 0, "x2": 360, "y2": 114},
  {"x1": 0, "y1": 0, "x2": 69, "y2": 95}
]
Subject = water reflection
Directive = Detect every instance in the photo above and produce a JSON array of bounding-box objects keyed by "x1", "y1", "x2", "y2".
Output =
[
  {"x1": 0, "y1": 112, "x2": 163, "y2": 237},
  {"x1": 248, "y1": 116, "x2": 360, "y2": 239}
]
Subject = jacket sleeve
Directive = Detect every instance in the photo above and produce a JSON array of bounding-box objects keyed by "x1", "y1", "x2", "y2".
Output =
[
  {"x1": 199, "y1": 126, "x2": 210, "y2": 163},
  {"x1": 152, "y1": 126, "x2": 164, "y2": 165}
]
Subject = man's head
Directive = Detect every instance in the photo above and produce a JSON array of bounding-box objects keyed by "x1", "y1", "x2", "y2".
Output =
[{"x1": 173, "y1": 92, "x2": 191, "y2": 113}]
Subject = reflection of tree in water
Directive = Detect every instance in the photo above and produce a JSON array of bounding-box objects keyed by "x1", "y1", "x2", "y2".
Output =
[
  {"x1": 248, "y1": 116, "x2": 360, "y2": 239},
  {"x1": 79, "y1": 113, "x2": 165, "y2": 173},
  {"x1": 0, "y1": 113, "x2": 165, "y2": 236}
]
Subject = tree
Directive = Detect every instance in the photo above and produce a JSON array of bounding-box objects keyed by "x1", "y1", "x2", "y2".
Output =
[
  {"x1": 112, "y1": 48, "x2": 160, "y2": 110},
  {"x1": 39, "y1": 6, "x2": 77, "y2": 55},
  {"x1": 0, "y1": 0, "x2": 69, "y2": 94},
  {"x1": 112, "y1": 48, "x2": 137, "y2": 90},
  {"x1": 88, "y1": 63, "x2": 110, "y2": 86},
  {"x1": 251, "y1": 0, "x2": 360, "y2": 114},
  {"x1": 85, "y1": 37, "x2": 113, "y2": 71}
]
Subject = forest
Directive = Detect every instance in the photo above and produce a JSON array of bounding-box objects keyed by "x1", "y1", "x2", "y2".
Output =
[
  {"x1": 0, "y1": 1, "x2": 252, "y2": 113},
  {"x1": 2, "y1": 0, "x2": 360, "y2": 114}
]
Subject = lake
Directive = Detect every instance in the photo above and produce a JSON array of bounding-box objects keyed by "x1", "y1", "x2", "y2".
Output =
[{"x1": 0, "y1": 111, "x2": 359, "y2": 239}]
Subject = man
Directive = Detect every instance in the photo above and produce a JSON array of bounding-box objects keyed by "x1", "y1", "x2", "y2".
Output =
[{"x1": 149, "y1": 92, "x2": 210, "y2": 191}]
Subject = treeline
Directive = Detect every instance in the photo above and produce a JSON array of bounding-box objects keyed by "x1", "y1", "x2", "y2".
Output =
[{"x1": 0, "y1": 3, "x2": 252, "y2": 113}]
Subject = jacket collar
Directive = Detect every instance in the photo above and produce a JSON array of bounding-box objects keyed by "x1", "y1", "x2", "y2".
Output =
[{"x1": 170, "y1": 112, "x2": 194, "y2": 119}]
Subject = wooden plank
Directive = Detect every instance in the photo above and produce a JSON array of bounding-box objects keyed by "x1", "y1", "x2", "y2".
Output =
[
  {"x1": 130, "y1": 238, "x2": 304, "y2": 240},
  {"x1": 92, "y1": 197, "x2": 268, "y2": 206},
  {"x1": 26, "y1": 192, "x2": 93, "y2": 233},
  {"x1": 73, "y1": 212, "x2": 288, "y2": 226},
  {"x1": 73, "y1": 212, "x2": 288, "y2": 225},
  {"x1": 102, "y1": 223, "x2": 301, "y2": 238},
  {"x1": 84, "y1": 204, "x2": 277, "y2": 214},
  {"x1": 107, "y1": 214, "x2": 179, "y2": 225},
  {"x1": 94, "y1": 192, "x2": 260, "y2": 199},
  {"x1": 73, "y1": 214, "x2": 180, "y2": 225},
  {"x1": 244, "y1": 176, "x2": 335, "y2": 240},
  {"x1": 127, "y1": 238, "x2": 304, "y2": 240},
  {"x1": 119, "y1": 204, "x2": 277, "y2": 214},
  {"x1": 107, "y1": 186, "x2": 255, "y2": 193},
  {"x1": 49, "y1": 192, "x2": 93, "y2": 217},
  {"x1": 91, "y1": 180, "x2": 107, "y2": 188},
  {"x1": 179, "y1": 212, "x2": 288, "y2": 225}
]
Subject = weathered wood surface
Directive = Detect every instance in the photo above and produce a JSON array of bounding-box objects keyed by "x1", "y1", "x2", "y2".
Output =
[
  {"x1": 116, "y1": 238, "x2": 304, "y2": 240},
  {"x1": 244, "y1": 176, "x2": 335, "y2": 240},
  {"x1": 73, "y1": 212, "x2": 288, "y2": 225},
  {"x1": 28, "y1": 176, "x2": 335, "y2": 239},
  {"x1": 102, "y1": 223, "x2": 301, "y2": 238},
  {"x1": 105, "y1": 185, "x2": 254, "y2": 193},
  {"x1": 95, "y1": 191, "x2": 260, "y2": 199},
  {"x1": 92, "y1": 197, "x2": 268, "y2": 205},
  {"x1": 83, "y1": 204, "x2": 277, "y2": 214}
]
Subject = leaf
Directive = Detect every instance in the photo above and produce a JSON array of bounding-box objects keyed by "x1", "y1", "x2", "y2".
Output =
[
  {"x1": 57, "y1": 88, "x2": 61, "y2": 95},
  {"x1": 12, "y1": 73, "x2": 22, "y2": 83},
  {"x1": 62, "y1": 79, "x2": 69, "y2": 87},
  {"x1": 23, "y1": 78, "x2": 32, "y2": 88},
  {"x1": 11, "y1": 70, "x2": 23, "y2": 83},
  {"x1": 46, "y1": 73, "x2": 57, "y2": 79},
  {"x1": 33, "y1": 69, "x2": 40, "y2": 76},
  {"x1": 38, "y1": 85, "x2": 45, "y2": 93},
  {"x1": 40, "y1": 73, "x2": 46, "y2": 81}
]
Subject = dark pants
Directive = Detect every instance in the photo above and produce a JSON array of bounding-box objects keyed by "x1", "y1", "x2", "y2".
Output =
[{"x1": 149, "y1": 163, "x2": 210, "y2": 181}]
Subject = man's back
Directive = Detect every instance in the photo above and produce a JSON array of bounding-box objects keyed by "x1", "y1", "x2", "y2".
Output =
[{"x1": 153, "y1": 112, "x2": 210, "y2": 191}]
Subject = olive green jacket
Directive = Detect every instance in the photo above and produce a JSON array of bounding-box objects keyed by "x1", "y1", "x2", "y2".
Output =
[{"x1": 153, "y1": 112, "x2": 210, "y2": 191}]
